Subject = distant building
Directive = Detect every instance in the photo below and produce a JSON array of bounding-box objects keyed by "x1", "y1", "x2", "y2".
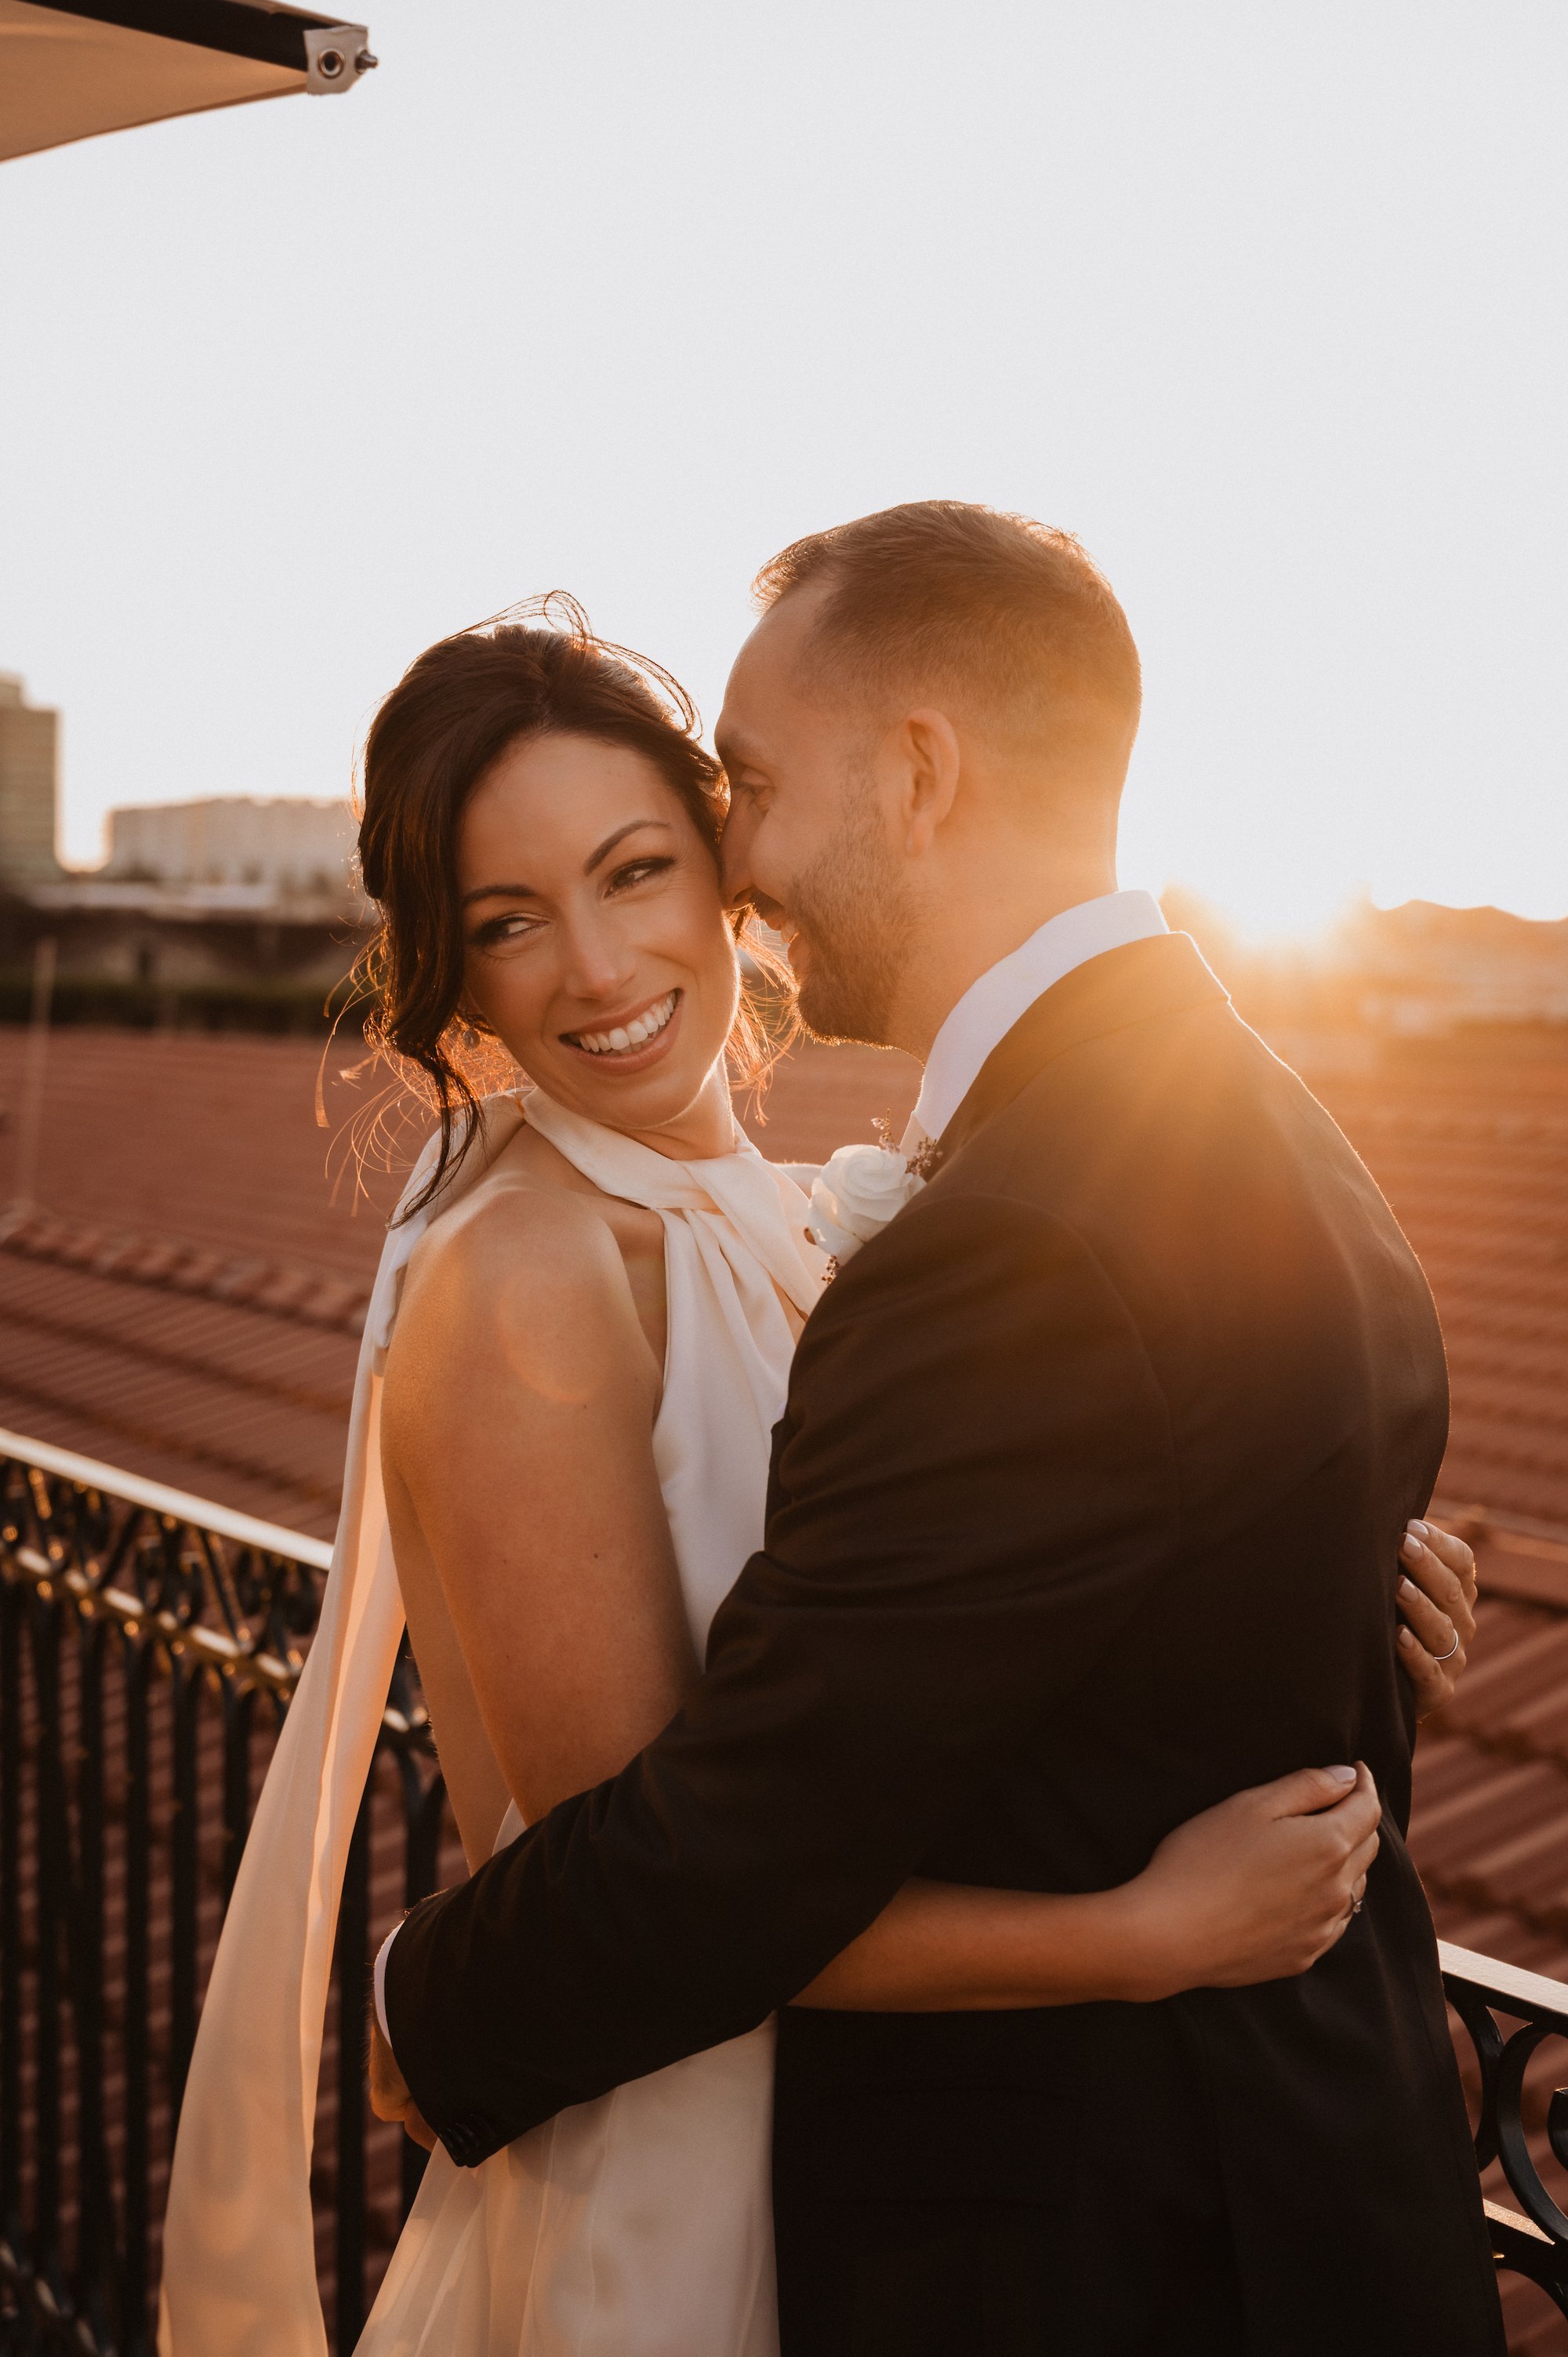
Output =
[
  {"x1": 3, "y1": 775, "x2": 371, "y2": 1015},
  {"x1": 1162, "y1": 887, "x2": 1568, "y2": 1045},
  {"x1": 106, "y1": 797, "x2": 359, "y2": 904},
  {"x1": 1339, "y1": 899, "x2": 1568, "y2": 1034},
  {"x1": 0, "y1": 703, "x2": 369, "y2": 1019},
  {"x1": 0, "y1": 674, "x2": 63, "y2": 886}
]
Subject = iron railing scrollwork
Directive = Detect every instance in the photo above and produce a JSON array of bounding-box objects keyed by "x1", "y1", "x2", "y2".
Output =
[
  {"x1": 0, "y1": 1431, "x2": 449, "y2": 2356},
  {"x1": 1443, "y1": 1940, "x2": 1568, "y2": 2319}
]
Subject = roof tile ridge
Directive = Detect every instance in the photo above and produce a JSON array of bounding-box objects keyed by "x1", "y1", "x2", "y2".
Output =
[
  {"x1": 1436, "y1": 1498, "x2": 1568, "y2": 1543},
  {"x1": 0, "y1": 1202, "x2": 369, "y2": 1336}
]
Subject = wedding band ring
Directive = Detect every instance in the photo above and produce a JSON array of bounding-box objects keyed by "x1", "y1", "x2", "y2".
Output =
[{"x1": 1433, "y1": 1634, "x2": 1461, "y2": 1665}]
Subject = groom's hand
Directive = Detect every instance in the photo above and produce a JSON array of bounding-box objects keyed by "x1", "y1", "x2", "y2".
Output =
[{"x1": 368, "y1": 2014, "x2": 437, "y2": 2151}]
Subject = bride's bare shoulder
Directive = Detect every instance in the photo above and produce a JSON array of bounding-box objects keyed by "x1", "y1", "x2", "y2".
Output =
[{"x1": 392, "y1": 1124, "x2": 645, "y2": 1368}]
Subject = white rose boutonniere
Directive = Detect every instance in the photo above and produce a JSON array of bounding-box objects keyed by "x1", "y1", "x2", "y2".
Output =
[{"x1": 808, "y1": 1135, "x2": 928, "y2": 1273}]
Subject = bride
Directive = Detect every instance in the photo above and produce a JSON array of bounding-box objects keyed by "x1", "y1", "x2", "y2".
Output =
[{"x1": 158, "y1": 600, "x2": 1474, "y2": 2356}]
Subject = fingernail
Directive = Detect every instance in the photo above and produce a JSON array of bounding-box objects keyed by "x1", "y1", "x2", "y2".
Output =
[
  {"x1": 1325, "y1": 1764, "x2": 1357, "y2": 1785},
  {"x1": 1397, "y1": 1625, "x2": 1416, "y2": 1646},
  {"x1": 1399, "y1": 1575, "x2": 1418, "y2": 1597},
  {"x1": 1400, "y1": 1534, "x2": 1424, "y2": 1563},
  {"x1": 1406, "y1": 1520, "x2": 1428, "y2": 1538}
]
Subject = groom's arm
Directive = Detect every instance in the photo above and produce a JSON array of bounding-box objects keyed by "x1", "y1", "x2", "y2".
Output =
[{"x1": 384, "y1": 1189, "x2": 1179, "y2": 2166}]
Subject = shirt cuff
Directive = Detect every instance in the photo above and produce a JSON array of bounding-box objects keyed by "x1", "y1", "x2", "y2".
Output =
[{"x1": 373, "y1": 1923, "x2": 399, "y2": 2045}]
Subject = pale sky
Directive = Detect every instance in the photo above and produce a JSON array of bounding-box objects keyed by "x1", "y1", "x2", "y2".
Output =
[{"x1": 0, "y1": 0, "x2": 1563, "y2": 939}]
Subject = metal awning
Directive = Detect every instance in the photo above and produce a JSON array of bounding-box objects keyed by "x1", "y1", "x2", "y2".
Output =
[{"x1": 0, "y1": 0, "x2": 375, "y2": 162}]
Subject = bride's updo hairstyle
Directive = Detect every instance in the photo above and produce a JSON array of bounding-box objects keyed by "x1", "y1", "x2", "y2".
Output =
[{"x1": 358, "y1": 594, "x2": 785, "y2": 1215}]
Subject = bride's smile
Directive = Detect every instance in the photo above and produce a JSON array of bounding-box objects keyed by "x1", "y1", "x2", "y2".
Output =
[{"x1": 562, "y1": 986, "x2": 681, "y2": 1061}]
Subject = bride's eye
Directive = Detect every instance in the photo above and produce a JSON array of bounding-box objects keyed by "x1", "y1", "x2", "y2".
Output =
[
  {"x1": 469, "y1": 910, "x2": 542, "y2": 948},
  {"x1": 607, "y1": 856, "x2": 676, "y2": 895}
]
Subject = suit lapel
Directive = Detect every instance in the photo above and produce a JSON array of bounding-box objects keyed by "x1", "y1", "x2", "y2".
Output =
[{"x1": 931, "y1": 932, "x2": 1229, "y2": 1172}]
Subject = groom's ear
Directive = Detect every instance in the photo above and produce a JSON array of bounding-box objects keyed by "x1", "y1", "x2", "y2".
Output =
[{"x1": 892, "y1": 708, "x2": 962, "y2": 858}]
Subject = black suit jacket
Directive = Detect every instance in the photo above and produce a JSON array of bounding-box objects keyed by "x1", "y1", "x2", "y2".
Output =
[{"x1": 385, "y1": 933, "x2": 1502, "y2": 2355}]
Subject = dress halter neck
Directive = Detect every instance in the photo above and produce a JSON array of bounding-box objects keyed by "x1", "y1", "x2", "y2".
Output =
[{"x1": 521, "y1": 1088, "x2": 827, "y2": 1320}]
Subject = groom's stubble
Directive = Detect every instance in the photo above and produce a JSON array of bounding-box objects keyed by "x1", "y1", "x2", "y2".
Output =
[{"x1": 783, "y1": 771, "x2": 919, "y2": 1050}]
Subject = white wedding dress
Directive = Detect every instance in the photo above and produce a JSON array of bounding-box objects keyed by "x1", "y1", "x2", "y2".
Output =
[{"x1": 158, "y1": 1088, "x2": 827, "y2": 2357}]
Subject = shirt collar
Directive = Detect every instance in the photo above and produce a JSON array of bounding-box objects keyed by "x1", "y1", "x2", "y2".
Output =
[{"x1": 909, "y1": 889, "x2": 1170, "y2": 1146}]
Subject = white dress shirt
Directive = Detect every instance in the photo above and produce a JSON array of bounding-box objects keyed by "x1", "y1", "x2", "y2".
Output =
[
  {"x1": 906, "y1": 887, "x2": 1169, "y2": 1148},
  {"x1": 373, "y1": 885, "x2": 1167, "y2": 2052}
]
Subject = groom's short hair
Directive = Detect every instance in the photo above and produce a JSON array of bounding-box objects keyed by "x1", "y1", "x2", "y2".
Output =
[{"x1": 752, "y1": 500, "x2": 1141, "y2": 756}]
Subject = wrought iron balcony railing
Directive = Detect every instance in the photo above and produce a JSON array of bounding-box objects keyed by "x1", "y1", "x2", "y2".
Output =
[
  {"x1": 2, "y1": 1428, "x2": 1567, "y2": 2350},
  {"x1": 0, "y1": 1429, "x2": 448, "y2": 2356},
  {"x1": 1443, "y1": 1942, "x2": 1568, "y2": 2319}
]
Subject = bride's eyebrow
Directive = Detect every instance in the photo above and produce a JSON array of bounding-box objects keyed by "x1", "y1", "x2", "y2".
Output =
[
  {"x1": 583, "y1": 818, "x2": 675, "y2": 876},
  {"x1": 460, "y1": 819, "x2": 676, "y2": 908}
]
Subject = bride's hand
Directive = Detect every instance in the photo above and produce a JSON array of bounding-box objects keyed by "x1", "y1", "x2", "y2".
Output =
[
  {"x1": 1396, "y1": 1518, "x2": 1478, "y2": 1717},
  {"x1": 1120, "y1": 1762, "x2": 1381, "y2": 1999}
]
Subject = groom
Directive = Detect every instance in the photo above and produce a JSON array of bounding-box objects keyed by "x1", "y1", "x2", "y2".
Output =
[{"x1": 372, "y1": 503, "x2": 1502, "y2": 2353}]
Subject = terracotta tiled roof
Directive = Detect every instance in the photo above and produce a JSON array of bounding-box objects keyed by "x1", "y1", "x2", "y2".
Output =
[
  {"x1": 1311, "y1": 1076, "x2": 1568, "y2": 1527},
  {"x1": 0, "y1": 1205, "x2": 371, "y2": 1330},
  {"x1": 1413, "y1": 1516, "x2": 1568, "y2": 1956},
  {"x1": 0, "y1": 1245, "x2": 361, "y2": 1532},
  {"x1": 3, "y1": 1021, "x2": 1563, "y2": 1536}
]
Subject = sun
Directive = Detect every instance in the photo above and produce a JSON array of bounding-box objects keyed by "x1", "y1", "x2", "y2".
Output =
[{"x1": 1158, "y1": 875, "x2": 1355, "y2": 960}]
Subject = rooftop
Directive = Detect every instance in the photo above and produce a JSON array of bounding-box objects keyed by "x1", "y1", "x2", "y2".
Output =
[{"x1": 3, "y1": 1019, "x2": 1562, "y2": 1536}]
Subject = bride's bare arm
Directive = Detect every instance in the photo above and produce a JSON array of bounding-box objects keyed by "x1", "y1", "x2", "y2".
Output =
[
  {"x1": 380, "y1": 1182, "x2": 695, "y2": 1865},
  {"x1": 793, "y1": 1761, "x2": 1381, "y2": 2010},
  {"x1": 798, "y1": 1522, "x2": 1475, "y2": 2011}
]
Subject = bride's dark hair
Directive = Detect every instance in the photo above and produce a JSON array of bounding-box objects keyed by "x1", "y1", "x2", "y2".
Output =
[{"x1": 356, "y1": 593, "x2": 789, "y2": 1216}]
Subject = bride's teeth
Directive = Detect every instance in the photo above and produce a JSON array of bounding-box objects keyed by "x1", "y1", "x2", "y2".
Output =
[{"x1": 570, "y1": 992, "x2": 677, "y2": 1054}]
